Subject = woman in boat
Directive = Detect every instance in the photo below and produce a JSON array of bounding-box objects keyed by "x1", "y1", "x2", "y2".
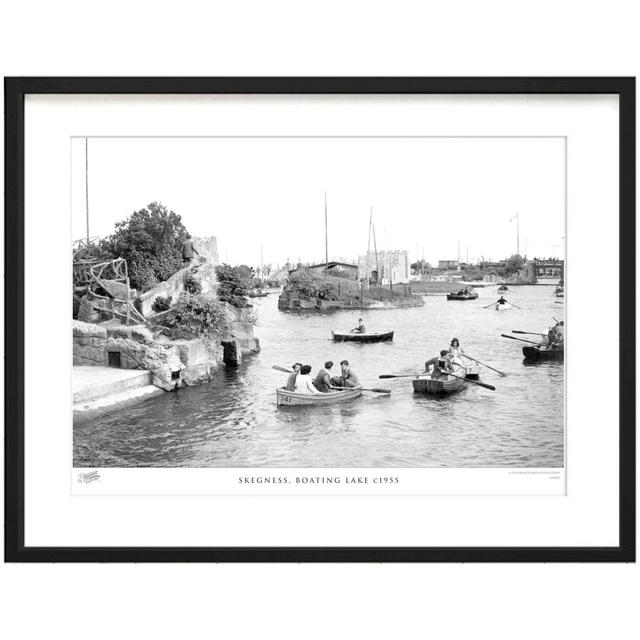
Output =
[
  {"x1": 351, "y1": 318, "x2": 366, "y2": 333},
  {"x1": 294, "y1": 365, "x2": 321, "y2": 394},
  {"x1": 285, "y1": 363, "x2": 303, "y2": 391},
  {"x1": 448, "y1": 338, "x2": 465, "y2": 366}
]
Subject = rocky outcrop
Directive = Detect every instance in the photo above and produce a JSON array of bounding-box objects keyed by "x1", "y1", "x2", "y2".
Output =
[
  {"x1": 105, "y1": 335, "x2": 183, "y2": 391},
  {"x1": 171, "y1": 337, "x2": 223, "y2": 385},
  {"x1": 278, "y1": 282, "x2": 424, "y2": 311},
  {"x1": 222, "y1": 304, "x2": 261, "y2": 365},
  {"x1": 137, "y1": 258, "x2": 217, "y2": 317},
  {"x1": 73, "y1": 320, "x2": 108, "y2": 366}
]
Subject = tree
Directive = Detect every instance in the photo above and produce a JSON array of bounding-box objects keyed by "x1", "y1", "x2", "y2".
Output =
[
  {"x1": 215, "y1": 264, "x2": 251, "y2": 307},
  {"x1": 410, "y1": 259, "x2": 431, "y2": 274},
  {"x1": 110, "y1": 202, "x2": 189, "y2": 291},
  {"x1": 505, "y1": 254, "x2": 525, "y2": 274}
]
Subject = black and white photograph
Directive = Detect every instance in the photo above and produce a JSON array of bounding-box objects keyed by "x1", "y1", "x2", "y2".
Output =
[
  {"x1": 6, "y1": 77, "x2": 632, "y2": 565},
  {"x1": 72, "y1": 135, "x2": 566, "y2": 471}
]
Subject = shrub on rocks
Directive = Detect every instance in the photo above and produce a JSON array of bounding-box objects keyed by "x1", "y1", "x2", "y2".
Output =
[{"x1": 153, "y1": 292, "x2": 231, "y2": 340}]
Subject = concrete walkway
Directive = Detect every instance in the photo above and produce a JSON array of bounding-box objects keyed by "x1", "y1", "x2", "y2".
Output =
[{"x1": 73, "y1": 366, "x2": 163, "y2": 415}]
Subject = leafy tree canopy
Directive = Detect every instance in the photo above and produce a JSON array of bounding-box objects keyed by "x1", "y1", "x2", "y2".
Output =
[
  {"x1": 505, "y1": 254, "x2": 525, "y2": 274},
  {"x1": 110, "y1": 202, "x2": 190, "y2": 291},
  {"x1": 215, "y1": 264, "x2": 251, "y2": 308}
]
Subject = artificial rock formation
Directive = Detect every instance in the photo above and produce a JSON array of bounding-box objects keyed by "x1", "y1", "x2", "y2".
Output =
[{"x1": 73, "y1": 320, "x2": 108, "y2": 366}]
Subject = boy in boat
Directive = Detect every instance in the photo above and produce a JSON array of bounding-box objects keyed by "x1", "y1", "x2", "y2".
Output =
[
  {"x1": 496, "y1": 296, "x2": 508, "y2": 306},
  {"x1": 285, "y1": 363, "x2": 303, "y2": 391},
  {"x1": 351, "y1": 318, "x2": 366, "y2": 333},
  {"x1": 314, "y1": 361, "x2": 334, "y2": 393},
  {"x1": 339, "y1": 360, "x2": 361, "y2": 388},
  {"x1": 295, "y1": 365, "x2": 321, "y2": 394},
  {"x1": 424, "y1": 350, "x2": 453, "y2": 379}
]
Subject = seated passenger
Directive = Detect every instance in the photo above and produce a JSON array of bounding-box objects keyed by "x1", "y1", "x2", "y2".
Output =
[
  {"x1": 314, "y1": 361, "x2": 334, "y2": 393},
  {"x1": 295, "y1": 364, "x2": 321, "y2": 394},
  {"x1": 286, "y1": 363, "x2": 302, "y2": 391}
]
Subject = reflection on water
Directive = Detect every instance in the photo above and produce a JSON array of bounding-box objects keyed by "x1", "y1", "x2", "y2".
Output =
[{"x1": 74, "y1": 286, "x2": 564, "y2": 468}]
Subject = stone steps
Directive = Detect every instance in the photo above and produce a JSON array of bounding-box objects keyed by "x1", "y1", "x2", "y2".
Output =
[
  {"x1": 73, "y1": 366, "x2": 154, "y2": 404},
  {"x1": 74, "y1": 383, "x2": 163, "y2": 416}
]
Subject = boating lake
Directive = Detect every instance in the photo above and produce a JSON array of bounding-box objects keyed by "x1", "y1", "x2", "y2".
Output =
[{"x1": 74, "y1": 285, "x2": 565, "y2": 468}]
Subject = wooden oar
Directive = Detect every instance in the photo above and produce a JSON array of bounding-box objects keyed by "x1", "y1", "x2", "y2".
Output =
[
  {"x1": 379, "y1": 373, "x2": 422, "y2": 378},
  {"x1": 329, "y1": 385, "x2": 390, "y2": 394},
  {"x1": 272, "y1": 365, "x2": 293, "y2": 373},
  {"x1": 508, "y1": 302, "x2": 521, "y2": 310},
  {"x1": 444, "y1": 370, "x2": 496, "y2": 391},
  {"x1": 501, "y1": 333, "x2": 540, "y2": 345},
  {"x1": 483, "y1": 299, "x2": 519, "y2": 309},
  {"x1": 512, "y1": 331, "x2": 546, "y2": 336},
  {"x1": 461, "y1": 354, "x2": 506, "y2": 377}
]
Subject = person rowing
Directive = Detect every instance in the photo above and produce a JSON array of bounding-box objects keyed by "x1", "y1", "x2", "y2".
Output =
[
  {"x1": 331, "y1": 359, "x2": 361, "y2": 388},
  {"x1": 545, "y1": 321, "x2": 565, "y2": 350},
  {"x1": 484, "y1": 295, "x2": 519, "y2": 310},
  {"x1": 351, "y1": 318, "x2": 366, "y2": 333},
  {"x1": 424, "y1": 350, "x2": 454, "y2": 380}
]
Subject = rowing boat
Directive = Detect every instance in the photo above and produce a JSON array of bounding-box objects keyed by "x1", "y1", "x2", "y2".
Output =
[
  {"x1": 522, "y1": 346, "x2": 564, "y2": 362},
  {"x1": 276, "y1": 386, "x2": 363, "y2": 406},
  {"x1": 446, "y1": 291, "x2": 478, "y2": 301},
  {"x1": 494, "y1": 302, "x2": 511, "y2": 311},
  {"x1": 332, "y1": 330, "x2": 394, "y2": 343},
  {"x1": 412, "y1": 368, "x2": 467, "y2": 395}
]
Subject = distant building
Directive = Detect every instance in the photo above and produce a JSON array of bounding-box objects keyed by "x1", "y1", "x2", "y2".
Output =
[
  {"x1": 438, "y1": 260, "x2": 460, "y2": 270},
  {"x1": 289, "y1": 261, "x2": 359, "y2": 281},
  {"x1": 533, "y1": 257, "x2": 564, "y2": 279},
  {"x1": 358, "y1": 250, "x2": 409, "y2": 284}
]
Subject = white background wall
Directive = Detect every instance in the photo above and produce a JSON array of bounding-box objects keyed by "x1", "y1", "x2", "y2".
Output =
[{"x1": 1, "y1": 2, "x2": 638, "y2": 639}]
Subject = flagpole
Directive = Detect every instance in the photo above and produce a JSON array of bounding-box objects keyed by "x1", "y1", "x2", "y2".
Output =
[
  {"x1": 85, "y1": 137, "x2": 90, "y2": 245},
  {"x1": 324, "y1": 191, "x2": 328, "y2": 266}
]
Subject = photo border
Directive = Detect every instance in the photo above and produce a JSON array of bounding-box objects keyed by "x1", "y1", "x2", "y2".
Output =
[{"x1": 4, "y1": 77, "x2": 635, "y2": 562}]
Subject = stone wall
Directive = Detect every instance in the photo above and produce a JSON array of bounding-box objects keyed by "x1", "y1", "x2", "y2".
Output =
[{"x1": 73, "y1": 320, "x2": 108, "y2": 366}]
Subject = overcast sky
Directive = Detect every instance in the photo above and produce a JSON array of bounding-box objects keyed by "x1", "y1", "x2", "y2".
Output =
[{"x1": 71, "y1": 136, "x2": 565, "y2": 268}]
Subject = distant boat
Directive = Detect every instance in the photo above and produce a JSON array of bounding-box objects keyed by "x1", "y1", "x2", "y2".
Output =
[
  {"x1": 248, "y1": 290, "x2": 268, "y2": 298},
  {"x1": 332, "y1": 330, "x2": 394, "y2": 343},
  {"x1": 447, "y1": 290, "x2": 478, "y2": 301},
  {"x1": 554, "y1": 286, "x2": 564, "y2": 298},
  {"x1": 522, "y1": 346, "x2": 564, "y2": 362},
  {"x1": 276, "y1": 386, "x2": 363, "y2": 406}
]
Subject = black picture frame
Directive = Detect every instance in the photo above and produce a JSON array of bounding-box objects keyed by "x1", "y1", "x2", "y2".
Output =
[{"x1": 4, "y1": 77, "x2": 635, "y2": 563}]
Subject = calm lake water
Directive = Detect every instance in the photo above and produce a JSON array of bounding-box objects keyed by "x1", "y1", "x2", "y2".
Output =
[{"x1": 74, "y1": 286, "x2": 565, "y2": 468}]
